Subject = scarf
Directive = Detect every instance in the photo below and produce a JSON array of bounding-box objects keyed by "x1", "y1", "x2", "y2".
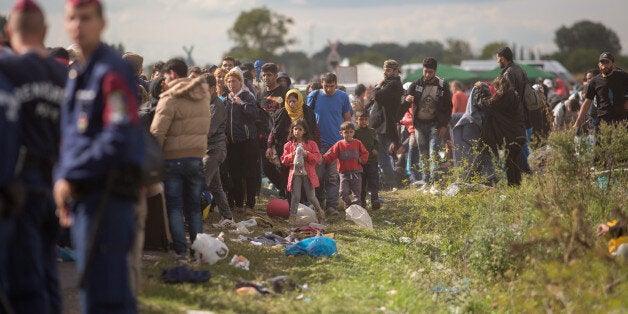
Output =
[{"x1": 285, "y1": 88, "x2": 304, "y2": 122}]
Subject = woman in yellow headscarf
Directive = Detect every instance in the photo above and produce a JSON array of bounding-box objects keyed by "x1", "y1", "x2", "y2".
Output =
[{"x1": 265, "y1": 89, "x2": 321, "y2": 194}]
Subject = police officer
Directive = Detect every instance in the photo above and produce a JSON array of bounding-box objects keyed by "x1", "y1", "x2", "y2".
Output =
[
  {"x1": 0, "y1": 0, "x2": 68, "y2": 312},
  {"x1": 53, "y1": 0, "x2": 145, "y2": 312},
  {"x1": 0, "y1": 72, "x2": 18, "y2": 314}
]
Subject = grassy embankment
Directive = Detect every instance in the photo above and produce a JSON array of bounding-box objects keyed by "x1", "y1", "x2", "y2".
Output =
[{"x1": 139, "y1": 123, "x2": 627, "y2": 313}]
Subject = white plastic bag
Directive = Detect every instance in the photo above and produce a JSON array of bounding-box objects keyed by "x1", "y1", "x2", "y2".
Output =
[
  {"x1": 191, "y1": 233, "x2": 229, "y2": 265},
  {"x1": 295, "y1": 203, "x2": 317, "y2": 226},
  {"x1": 345, "y1": 204, "x2": 373, "y2": 229}
]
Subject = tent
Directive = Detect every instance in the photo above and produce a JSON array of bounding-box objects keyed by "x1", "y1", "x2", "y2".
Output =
[
  {"x1": 403, "y1": 64, "x2": 477, "y2": 83},
  {"x1": 477, "y1": 64, "x2": 556, "y2": 82},
  {"x1": 355, "y1": 62, "x2": 384, "y2": 86}
]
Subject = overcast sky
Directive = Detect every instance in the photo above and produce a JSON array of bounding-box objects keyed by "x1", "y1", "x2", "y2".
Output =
[{"x1": 1, "y1": 0, "x2": 626, "y2": 66}]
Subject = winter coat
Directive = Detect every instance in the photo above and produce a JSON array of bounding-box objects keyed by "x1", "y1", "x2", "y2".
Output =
[
  {"x1": 281, "y1": 140, "x2": 320, "y2": 192},
  {"x1": 151, "y1": 77, "x2": 211, "y2": 159},
  {"x1": 224, "y1": 88, "x2": 258, "y2": 144}
]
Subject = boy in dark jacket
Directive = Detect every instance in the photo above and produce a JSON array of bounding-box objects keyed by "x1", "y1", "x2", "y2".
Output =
[{"x1": 353, "y1": 111, "x2": 380, "y2": 210}]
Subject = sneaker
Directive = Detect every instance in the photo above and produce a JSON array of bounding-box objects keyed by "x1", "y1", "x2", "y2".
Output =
[
  {"x1": 326, "y1": 207, "x2": 339, "y2": 217},
  {"x1": 371, "y1": 200, "x2": 381, "y2": 210},
  {"x1": 316, "y1": 210, "x2": 326, "y2": 225},
  {"x1": 174, "y1": 253, "x2": 187, "y2": 263},
  {"x1": 219, "y1": 218, "x2": 237, "y2": 228},
  {"x1": 412, "y1": 180, "x2": 427, "y2": 187},
  {"x1": 429, "y1": 185, "x2": 440, "y2": 195}
]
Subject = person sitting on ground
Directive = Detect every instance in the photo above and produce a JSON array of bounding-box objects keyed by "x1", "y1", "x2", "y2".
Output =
[
  {"x1": 281, "y1": 119, "x2": 325, "y2": 225},
  {"x1": 323, "y1": 121, "x2": 369, "y2": 209}
]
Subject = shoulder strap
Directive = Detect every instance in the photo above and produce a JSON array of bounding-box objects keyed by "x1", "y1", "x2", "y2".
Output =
[{"x1": 311, "y1": 89, "x2": 320, "y2": 111}]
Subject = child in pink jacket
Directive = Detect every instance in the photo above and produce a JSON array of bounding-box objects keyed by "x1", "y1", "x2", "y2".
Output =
[{"x1": 281, "y1": 119, "x2": 325, "y2": 224}]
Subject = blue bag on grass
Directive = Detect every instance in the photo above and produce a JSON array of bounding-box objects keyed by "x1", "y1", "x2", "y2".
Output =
[{"x1": 284, "y1": 236, "x2": 337, "y2": 258}]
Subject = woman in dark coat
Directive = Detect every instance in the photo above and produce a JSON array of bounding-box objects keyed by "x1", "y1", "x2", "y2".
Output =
[
  {"x1": 265, "y1": 89, "x2": 321, "y2": 197},
  {"x1": 474, "y1": 76, "x2": 527, "y2": 186}
]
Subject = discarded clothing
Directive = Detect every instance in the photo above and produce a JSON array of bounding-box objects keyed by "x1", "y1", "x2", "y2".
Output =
[{"x1": 161, "y1": 265, "x2": 211, "y2": 284}]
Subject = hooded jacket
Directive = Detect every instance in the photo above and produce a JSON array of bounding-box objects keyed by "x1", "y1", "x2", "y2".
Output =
[{"x1": 150, "y1": 77, "x2": 211, "y2": 160}]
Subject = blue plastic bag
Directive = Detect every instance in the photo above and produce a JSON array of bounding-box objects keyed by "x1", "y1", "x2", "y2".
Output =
[{"x1": 284, "y1": 236, "x2": 337, "y2": 258}]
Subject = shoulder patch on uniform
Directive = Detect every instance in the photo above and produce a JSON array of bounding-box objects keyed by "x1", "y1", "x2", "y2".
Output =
[{"x1": 108, "y1": 91, "x2": 129, "y2": 124}]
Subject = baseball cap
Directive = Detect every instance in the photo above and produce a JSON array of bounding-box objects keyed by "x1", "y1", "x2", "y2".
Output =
[{"x1": 599, "y1": 52, "x2": 614, "y2": 62}]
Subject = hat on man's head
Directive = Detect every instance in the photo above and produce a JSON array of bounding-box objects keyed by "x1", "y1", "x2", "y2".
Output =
[
  {"x1": 66, "y1": 0, "x2": 100, "y2": 7},
  {"x1": 384, "y1": 59, "x2": 399, "y2": 70},
  {"x1": 423, "y1": 57, "x2": 438, "y2": 70},
  {"x1": 11, "y1": 0, "x2": 42, "y2": 13},
  {"x1": 599, "y1": 52, "x2": 614, "y2": 62}
]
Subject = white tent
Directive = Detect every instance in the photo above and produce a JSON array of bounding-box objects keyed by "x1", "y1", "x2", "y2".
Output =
[{"x1": 355, "y1": 62, "x2": 383, "y2": 86}]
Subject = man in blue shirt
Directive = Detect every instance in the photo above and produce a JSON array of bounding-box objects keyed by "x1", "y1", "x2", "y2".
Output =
[{"x1": 307, "y1": 72, "x2": 352, "y2": 215}]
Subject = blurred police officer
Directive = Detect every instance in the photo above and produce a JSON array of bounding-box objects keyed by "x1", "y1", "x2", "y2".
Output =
[
  {"x1": 0, "y1": 0, "x2": 67, "y2": 312},
  {"x1": 53, "y1": 0, "x2": 145, "y2": 312}
]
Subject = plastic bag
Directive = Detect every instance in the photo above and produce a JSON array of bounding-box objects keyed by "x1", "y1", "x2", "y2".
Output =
[
  {"x1": 345, "y1": 204, "x2": 373, "y2": 229},
  {"x1": 295, "y1": 203, "x2": 317, "y2": 226},
  {"x1": 191, "y1": 233, "x2": 229, "y2": 265},
  {"x1": 284, "y1": 236, "x2": 337, "y2": 258}
]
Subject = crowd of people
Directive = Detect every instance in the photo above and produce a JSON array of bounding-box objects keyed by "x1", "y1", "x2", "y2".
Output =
[{"x1": 0, "y1": 0, "x2": 627, "y2": 313}]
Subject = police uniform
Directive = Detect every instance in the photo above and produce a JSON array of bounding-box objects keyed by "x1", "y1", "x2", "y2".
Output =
[
  {"x1": 0, "y1": 72, "x2": 17, "y2": 313},
  {"x1": 0, "y1": 49, "x2": 67, "y2": 312},
  {"x1": 55, "y1": 42, "x2": 144, "y2": 313}
]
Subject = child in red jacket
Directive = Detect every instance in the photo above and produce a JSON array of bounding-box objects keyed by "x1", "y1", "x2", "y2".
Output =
[
  {"x1": 323, "y1": 121, "x2": 369, "y2": 209},
  {"x1": 281, "y1": 119, "x2": 325, "y2": 225}
]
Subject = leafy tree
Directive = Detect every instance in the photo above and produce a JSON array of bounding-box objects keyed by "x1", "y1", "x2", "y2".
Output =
[
  {"x1": 560, "y1": 48, "x2": 600, "y2": 74},
  {"x1": 0, "y1": 15, "x2": 6, "y2": 39},
  {"x1": 278, "y1": 51, "x2": 311, "y2": 81},
  {"x1": 555, "y1": 20, "x2": 621, "y2": 55},
  {"x1": 443, "y1": 38, "x2": 473, "y2": 65},
  {"x1": 405, "y1": 40, "x2": 445, "y2": 63},
  {"x1": 369, "y1": 42, "x2": 403, "y2": 62},
  {"x1": 349, "y1": 50, "x2": 386, "y2": 67},
  {"x1": 227, "y1": 7, "x2": 296, "y2": 61},
  {"x1": 479, "y1": 41, "x2": 508, "y2": 59}
]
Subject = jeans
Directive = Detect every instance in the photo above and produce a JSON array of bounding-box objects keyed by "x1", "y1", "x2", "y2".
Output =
[
  {"x1": 414, "y1": 122, "x2": 441, "y2": 184},
  {"x1": 377, "y1": 133, "x2": 396, "y2": 188},
  {"x1": 406, "y1": 134, "x2": 421, "y2": 182},
  {"x1": 163, "y1": 158, "x2": 204, "y2": 255},
  {"x1": 361, "y1": 162, "x2": 379, "y2": 205},
  {"x1": 316, "y1": 145, "x2": 339, "y2": 211}
]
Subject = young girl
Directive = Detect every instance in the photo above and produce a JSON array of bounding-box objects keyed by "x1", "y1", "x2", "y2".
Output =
[{"x1": 281, "y1": 118, "x2": 325, "y2": 225}]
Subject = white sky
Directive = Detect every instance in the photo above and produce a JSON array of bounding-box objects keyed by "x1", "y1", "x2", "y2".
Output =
[{"x1": 1, "y1": 0, "x2": 626, "y2": 66}]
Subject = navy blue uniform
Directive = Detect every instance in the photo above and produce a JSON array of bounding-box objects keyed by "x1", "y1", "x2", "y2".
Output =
[
  {"x1": 0, "y1": 72, "x2": 17, "y2": 312},
  {"x1": 55, "y1": 43, "x2": 144, "y2": 313},
  {"x1": 0, "y1": 52, "x2": 67, "y2": 314}
]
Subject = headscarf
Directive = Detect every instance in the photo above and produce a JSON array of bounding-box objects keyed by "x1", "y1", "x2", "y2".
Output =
[{"x1": 285, "y1": 88, "x2": 304, "y2": 122}]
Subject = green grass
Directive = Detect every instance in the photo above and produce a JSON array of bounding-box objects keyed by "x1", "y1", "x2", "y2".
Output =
[{"x1": 139, "y1": 123, "x2": 628, "y2": 313}]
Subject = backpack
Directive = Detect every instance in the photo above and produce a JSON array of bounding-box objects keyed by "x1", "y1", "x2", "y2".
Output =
[{"x1": 523, "y1": 83, "x2": 544, "y2": 111}]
